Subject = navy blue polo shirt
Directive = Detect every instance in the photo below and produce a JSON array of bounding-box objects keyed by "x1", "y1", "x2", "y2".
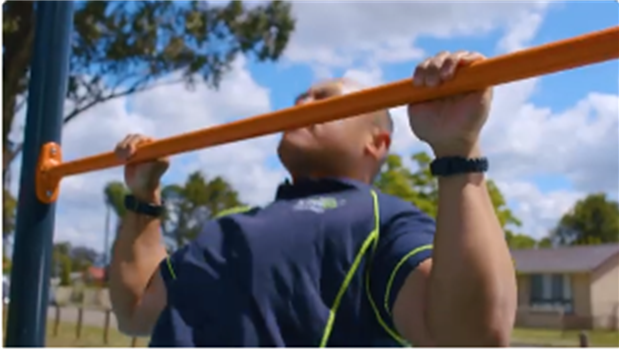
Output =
[{"x1": 149, "y1": 178, "x2": 435, "y2": 347}]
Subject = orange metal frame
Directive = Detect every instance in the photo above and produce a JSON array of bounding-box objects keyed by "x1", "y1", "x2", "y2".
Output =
[{"x1": 36, "y1": 26, "x2": 619, "y2": 204}]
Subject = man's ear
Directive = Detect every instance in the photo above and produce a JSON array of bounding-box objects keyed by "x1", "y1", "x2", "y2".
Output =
[{"x1": 365, "y1": 129, "x2": 391, "y2": 161}]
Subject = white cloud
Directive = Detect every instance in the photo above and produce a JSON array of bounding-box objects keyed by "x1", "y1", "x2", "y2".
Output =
[
  {"x1": 192, "y1": 137, "x2": 286, "y2": 207},
  {"x1": 285, "y1": 1, "x2": 550, "y2": 70},
  {"x1": 497, "y1": 11, "x2": 545, "y2": 53},
  {"x1": 9, "y1": 57, "x2": 277, "y2": 250},
  {"x1": 485, "y1": 83, "x2": 619, "y2": 195},
  {"x1": 497, "y1": 180, "x2": 584, "y2": 239}
]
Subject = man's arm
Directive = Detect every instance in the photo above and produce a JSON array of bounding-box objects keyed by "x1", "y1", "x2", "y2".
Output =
[
  {"x1": 429, "y1": 164, "x2": 516, "y2": 345},
  {"x1": 393, "y1": 165, "x2": 517, "y2": 346},
  {"x1": 109, "y1": 196, "x2": 168, "y2": 336},
  {"x1": 391, "y1": 50, "x2": 517, "y2": 346}
]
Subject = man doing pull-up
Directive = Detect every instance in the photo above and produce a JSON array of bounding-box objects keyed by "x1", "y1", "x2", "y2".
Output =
[{"x1": 108, "y1": 50, "x2": 517, "y2": 347}]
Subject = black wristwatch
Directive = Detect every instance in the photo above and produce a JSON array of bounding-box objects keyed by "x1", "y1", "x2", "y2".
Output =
[
  {"x1": 124, "y1": 194, "x2": 165, "y2": 217},
  {"x1": 430, "y1": 156, "x2": 489, "y2": 177}
]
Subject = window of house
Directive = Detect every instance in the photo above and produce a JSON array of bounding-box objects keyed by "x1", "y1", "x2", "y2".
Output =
[{"x1": 529, "y1": 273, "x2": 573, "y2": 313}]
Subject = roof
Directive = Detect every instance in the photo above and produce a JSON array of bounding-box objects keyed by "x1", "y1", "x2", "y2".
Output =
[
  {"x1": 87, "y1": 266, "x2": 106, "y2": 280},
  {"x1": 512, "y1": 243, "x2": 619, "y2": 273}
]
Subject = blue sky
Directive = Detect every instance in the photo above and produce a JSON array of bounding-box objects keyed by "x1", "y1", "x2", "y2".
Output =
[
  {"x1": 241, "y1": 1, "x2": 619, "y2": 195},
  {"x1": 252, "y1": 2, "x2": 618, "y2": 108}
]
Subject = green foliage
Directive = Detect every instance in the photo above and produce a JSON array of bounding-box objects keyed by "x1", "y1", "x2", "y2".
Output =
[
  {"x1": 2, "y1": 256, "x2": 11, "y2": 275},
  {"x1": 162, "y1": 171, "x2": 244, "y2": 248},
  {"x1": 551, "y1": 193, "x2": 619, "y2": 246},
  {"x1": 375, "y1": 152, "x2": 522, "y2": 231},
  {"x1": 59, "y1": 256, "x2": 72, "y2": 287},
  {"x1": 537, "y1": 237, "x2": 553, "y2": 248},
  {"x1": 103, "y1": 172, "x2": 243, "y2": 250},
  {"x1": 374, "y1": 153, "x2": 436, "y2": 216},
  {"x1": 2, "y1": 0, "x2": 295, "y2": 176},
  {"x1": 375, "y1": 151, "x2": 534, "y2": 248},
  {"x1": 104, "y1": 181, "x2": 129, "y2": 218},
  {"x1": 52, "y1": 241, "x2": 98, "y2": 285},
  {"x1": 506, "y1": 232, "x2": 537, "y2": 249},
  {"x1": 70, "y1": 246, "x2": 99, "y2": 272},
  {"x1": 53, "y1": 241, "x2": 72, "y2": 276},
  {"x1": 486, "y1": 180, "x2": 522, "y2": 230},
  {"x1": 2, "y1": 188, "x2": 16, "y2": 244}
]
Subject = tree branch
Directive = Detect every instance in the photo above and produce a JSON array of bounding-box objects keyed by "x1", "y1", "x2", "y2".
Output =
[
  {"x1": 6, "y1": 76, "x2": 186, "y2": 166},
  {"x1": 62, "y1": 76, "x2": 184, "y2": 125}
]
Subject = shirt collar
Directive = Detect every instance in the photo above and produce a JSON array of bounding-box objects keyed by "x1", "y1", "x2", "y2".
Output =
[{"x1": 275, "y1": 177, "x2": 368, "y2": 200}]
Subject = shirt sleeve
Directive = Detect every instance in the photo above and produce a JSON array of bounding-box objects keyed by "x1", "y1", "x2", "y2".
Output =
[
  {"x1": 160, "y1": 205, "x2": 259, "y2": 282},
  {"x1": 367, "y1": 197, "x2": 436, "y2": 325},
  {"x1": 159, "y1": 247, "x2": 183, "y2": 284},
  {"x1": 158, "y1": 222, "x2": 215, "y2": 287}
]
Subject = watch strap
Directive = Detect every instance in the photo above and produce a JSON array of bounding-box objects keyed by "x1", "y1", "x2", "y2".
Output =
[
  {"x1": 430, "y1": 157, "x2": 489, "y2": 177},
  {"x1": 124, "y1": 194, "x2": 164, "y2": 217}
]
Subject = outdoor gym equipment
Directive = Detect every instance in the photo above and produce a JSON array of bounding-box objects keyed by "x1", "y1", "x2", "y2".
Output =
[{"x1": 5, "y1": 1, "x2": 619, "y2": 347}]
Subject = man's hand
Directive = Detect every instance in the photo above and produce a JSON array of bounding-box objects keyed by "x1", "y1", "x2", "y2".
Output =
[
  {"x1": 407, "y1": 51, "x2": 492, "y2": 157},
  {"x1": 110, "y1": 134, "x2": 169, "y2": 336},
  {"x1": 115, "y1": 134, "x2": 169, "y2": 202}
]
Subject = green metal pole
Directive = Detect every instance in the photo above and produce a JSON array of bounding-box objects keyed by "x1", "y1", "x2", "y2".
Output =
[{"x1": 5, "y1": 1, "x2": 74, "y2": 346}]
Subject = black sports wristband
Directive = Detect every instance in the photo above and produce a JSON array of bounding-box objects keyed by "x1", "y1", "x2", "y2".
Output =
[
  {"x1": 124, "y1": 194, "x2": 164, "y2": 217},
  {"x1": 430, "y1": 157, "x2": 489, "y2": 177}
]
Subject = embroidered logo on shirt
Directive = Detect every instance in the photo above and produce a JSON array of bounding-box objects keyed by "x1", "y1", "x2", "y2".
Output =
[{"x1": 293, "y1": 197, "x2": 345, "y2": 214}]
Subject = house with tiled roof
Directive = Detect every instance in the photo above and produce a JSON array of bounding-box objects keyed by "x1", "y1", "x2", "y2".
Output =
[{"x1": 512, "y1": 243, "x2": 619, "y2": 330}]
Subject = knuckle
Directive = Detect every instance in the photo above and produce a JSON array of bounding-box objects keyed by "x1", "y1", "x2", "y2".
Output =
[
  {"x1": 436, "y1": 50, "x2": 450, "y2": 58},
  {"x1": 414, "y1": 60, "x2": 430, "y2": 74},
  {"x1": 427, "y1": 58, "x2": 442, "y2": 71},
  {"x1": 443, "y1": 55, "x2": 458, "y2": 66}
]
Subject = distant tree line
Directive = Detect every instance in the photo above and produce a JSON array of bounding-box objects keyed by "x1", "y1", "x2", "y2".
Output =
[{"x1": 52, "y1": 242, "x2": 100, "y2": 286}]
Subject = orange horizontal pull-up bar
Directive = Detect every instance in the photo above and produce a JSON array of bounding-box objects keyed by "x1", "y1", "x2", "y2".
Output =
[{"x1": 36, "y1": 26, "x2": 619, "y2": 203}]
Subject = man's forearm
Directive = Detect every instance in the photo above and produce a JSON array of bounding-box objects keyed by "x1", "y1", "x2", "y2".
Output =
[
  {"x1": 109, "y1": 194, "x2": 167, "y2": 329},
  {"x1": 427, "y1": 155, "x2": 517, "y2": 345}
]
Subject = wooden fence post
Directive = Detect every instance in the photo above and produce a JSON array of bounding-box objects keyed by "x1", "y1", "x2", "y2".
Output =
[
  {"x1": 579, "y1": 331, "x2": 589, "y2": 347},
  {"x1": 75, "y1": 307, "x2": 83, "y2": 340},
  {"x1": 53, "y1": 305, "x2": 61, "y2": 337},
  {"x1": 102, "y1": 308, "x2": 111, "y2": 345},
  {"x1": 131, "y1": 336, "x2": 138, "y2": 347}
]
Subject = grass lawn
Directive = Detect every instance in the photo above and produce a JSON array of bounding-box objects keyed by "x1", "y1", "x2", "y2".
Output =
[
  {"x1": 3, "y1": 308, "x2": 618, "y2": 347},
  {"x1": 512, "y1": 327, "x2": 619, "y2": 347},
  {"x1": 45, "y1": 320, "x2": 149, "y2": 347},
  {"x1": 2, "y1": 312, "x2": 149, "y2": 347},
  {"x1": 44, "y1": 325, "x2": 618, "y2": 347}
]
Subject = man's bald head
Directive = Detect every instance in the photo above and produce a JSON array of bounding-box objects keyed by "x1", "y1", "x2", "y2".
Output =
[
  {"x1": 295, "y1": 77, "x2": 394, "y2": 133},
  {"x1": 278, "y1": 77, "x2": 393, "y2": 183}
]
